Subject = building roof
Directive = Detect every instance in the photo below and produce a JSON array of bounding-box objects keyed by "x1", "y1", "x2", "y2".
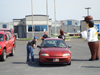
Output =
[{"x1": 26, "y1": 15, "x2": 49, "y2": 17}]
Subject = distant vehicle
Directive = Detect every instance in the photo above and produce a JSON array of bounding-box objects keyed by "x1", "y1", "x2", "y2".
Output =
[
  {"x1": 0, "y1": 31, "x2": 15, "y2": 61},
  {"x1": 0, "y1": 28, "x2": 15, "y2": 47},
  {"x1": 64, "y1": 32, "x2": 67, "y2": 34},
  {"x1": 37, "y1": 38, "x2": 72, "y2": 65}
]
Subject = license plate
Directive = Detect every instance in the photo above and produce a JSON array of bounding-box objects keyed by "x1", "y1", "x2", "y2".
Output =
[{"x1": 53, "y1": 59, "x2": 59, "y2": 62}]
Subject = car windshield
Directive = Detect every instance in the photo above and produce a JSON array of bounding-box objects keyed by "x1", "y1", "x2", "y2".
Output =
[
  {"x1": 42, "y1": 40, "x2": 67, "y2": 48},
  {"x1": 0, "y1": 34, "x2": 4, "y2": 41}
]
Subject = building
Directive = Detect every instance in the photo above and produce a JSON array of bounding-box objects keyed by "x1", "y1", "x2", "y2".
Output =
[
  {"x1": 51, "y1": 19, "x2": 80, "y2": 34},
  {"x1": 63, "y1": 19, "x2": 80, "y2": 33},
  {"x1": 13, "y1": 15, "x2": 52, "y2": 38},
  {"x1": 0, "y1": 22, "x2": 13, "y2": 29},
  {"x1": 51, "y1": 21, "x2": 61, "y2": 34}
]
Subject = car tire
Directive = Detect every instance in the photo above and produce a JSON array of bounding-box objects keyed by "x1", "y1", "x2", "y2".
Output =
[
  {"x1": 0, "y1": 49, "x2": 6, "y2": 61},
  {"x1": 67, "y1": 62, "x2": 71, "y2": 65},
  {"x1": 10, "y1": 46, "x2": 14, "y2": 56},
  {"x1": 39, "y1": 59, "x2": 43, "y2": 66}
]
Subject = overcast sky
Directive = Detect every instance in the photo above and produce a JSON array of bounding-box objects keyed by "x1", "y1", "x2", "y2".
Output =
[{"x1": 0, "y1": 0, "x2": 100, "y2": 22}]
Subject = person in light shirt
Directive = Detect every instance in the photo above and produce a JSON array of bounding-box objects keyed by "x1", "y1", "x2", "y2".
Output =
[{"x1": 83, "y1": 16, "x2": 99, "y2": 61}]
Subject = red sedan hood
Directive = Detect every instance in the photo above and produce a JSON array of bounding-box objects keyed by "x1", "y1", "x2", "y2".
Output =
[{"x1": 41, "y1": 48, "x2": 70, "y2": 57}]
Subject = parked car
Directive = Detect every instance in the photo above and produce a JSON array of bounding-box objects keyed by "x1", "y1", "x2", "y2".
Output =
[
  {"x1": 0, "y1": 31, "x2": 15, "y2": 61},
  {"x1": 0, "y1": 28, "x2": 15, "y2": 47},
  {"x1": 37, "y1": 38, "x2": 71, "y2": 65}
]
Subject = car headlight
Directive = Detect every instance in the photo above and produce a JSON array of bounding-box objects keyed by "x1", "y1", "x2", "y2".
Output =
[
  {"x1": 41, "y1": 53, "x2": 49, "y2": 56},
  {"x1": 63, "y1": 53, "x2": 70, "y2": 56}
]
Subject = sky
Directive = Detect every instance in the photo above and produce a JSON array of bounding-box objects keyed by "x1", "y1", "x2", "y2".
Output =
[{"x1": 0, "y1": 0, "x2": 100, "y2": 22}]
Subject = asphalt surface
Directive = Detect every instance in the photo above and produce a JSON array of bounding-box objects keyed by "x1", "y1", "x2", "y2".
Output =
[{"x1": 0, "y1": 38, "x2": 100, "y2": 75}]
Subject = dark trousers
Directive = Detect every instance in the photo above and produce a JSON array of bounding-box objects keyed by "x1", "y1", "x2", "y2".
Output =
[{"x1": 88, "y1": 41, "x2": 99, "y2": 59}]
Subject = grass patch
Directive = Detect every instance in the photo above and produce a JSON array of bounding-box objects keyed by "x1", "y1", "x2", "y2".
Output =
[
  {"x1": 20, "y1": 38, "x2": 42, "y2": 41},
  {"x1": 98, "y1": 36, "x2": 100, "y2": 39}
]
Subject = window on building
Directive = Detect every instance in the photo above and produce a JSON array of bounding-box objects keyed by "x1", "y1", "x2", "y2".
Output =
[
  {"x1": 35, "y1": 25, "x2": 41, "y2": 31},
  {"x1": 68, "y1": 21, "x2": 72, "y2": 25},
  {"x1": 75, "y1": 23, "x2": 77, "y2": 25},
  {"x1": 63, "y1": 23, "x2": 65, "y2": 25},
  {"x1": 28, "y1": 25, "x2": 32, "y2": 32},
  {"x1": 28, "y1": 25, "x2": 47, "y2": 32},
  {"x1": 3, "y1": 24, "x2": 7, "y2": 28},
  {"x1": 41, "y1": 25, "x2": 47, "y2": 31}
]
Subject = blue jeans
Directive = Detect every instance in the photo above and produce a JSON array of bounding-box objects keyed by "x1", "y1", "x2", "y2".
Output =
[{"x1": 26, "y1": 45, "x2": 34, "y2": 62}]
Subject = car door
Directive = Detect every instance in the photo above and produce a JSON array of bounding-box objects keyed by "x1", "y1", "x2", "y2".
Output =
[
  {"x1": 8, "y1": 33, "x2": 13, "y2": 51},
  {"x1": 5, "y1": 34, "x2": 9, "y2": 54},
  {"x1": 6, "y1": 33, "x2": 11, "y2": 53}
]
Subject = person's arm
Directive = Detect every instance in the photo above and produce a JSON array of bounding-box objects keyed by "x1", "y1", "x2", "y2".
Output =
[
  {"x1": 33, "y1": 44, "x2": 35, "y2": 49},
  {"x1": 42, "y1": 35, "x2": 44, "y2": 40},
  {"x1": 32, "y1": 40, "x2": 36, "y2": 49}
]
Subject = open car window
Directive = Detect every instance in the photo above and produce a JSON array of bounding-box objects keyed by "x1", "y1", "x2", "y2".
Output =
[
  {"x1": 42, "y1": 40, "x2": 67, "y2": 48},
  {"x1": 0, "y1": 34, "x2": 4, "y2": 41}
]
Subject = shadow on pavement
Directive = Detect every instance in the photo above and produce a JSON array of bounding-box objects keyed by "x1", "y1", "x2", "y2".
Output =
[
  {"x1": 12, "y1": 58, "x2": 68, "y2": 67},
  {"x1": 71, "y1": 59, "x2": 88, "y2": 61},
  {"x1": 82, "y1": 66, "x2": 100, "y2": 68}
]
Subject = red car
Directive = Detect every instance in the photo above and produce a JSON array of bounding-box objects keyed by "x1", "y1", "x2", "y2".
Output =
[
  {"x1": 0, "y1": 28, "x2": 15, "y2": 47},
  {"x1": 0, "y1": 31, "x2": 15, "y2": 61},
  {"x1": 37, "y1": 38, "x2": 71, "y2": 65}
]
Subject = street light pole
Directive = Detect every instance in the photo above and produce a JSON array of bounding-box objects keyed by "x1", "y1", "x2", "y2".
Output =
[
  {"x1": 31, "y1": 0, "x2": 34, "y2": 38},
  {"x1": 46, "y1": 0, "x2": 49, "y2": 35},
  {"x1": 85, "y1": 7, "x2": 91, "y2": 16},
  {"x1": 54, "y1": 0, "x2": 56, "y2": 37}
]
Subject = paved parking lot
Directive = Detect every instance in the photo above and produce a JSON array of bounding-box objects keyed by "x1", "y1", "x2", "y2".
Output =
[{"x1": 0, "y1": 39, "x2": 100, "y2": 75}]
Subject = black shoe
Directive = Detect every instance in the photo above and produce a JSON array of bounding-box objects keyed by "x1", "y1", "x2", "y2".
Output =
[
  {"x1": 89, "y1": 58, "x2": 95, "y2": 61},
  {"x1": 95, "y1": 58, "x2": 99, "y2": 60}
]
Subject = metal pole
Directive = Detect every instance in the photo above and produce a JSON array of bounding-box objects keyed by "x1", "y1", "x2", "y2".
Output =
[
  {"x1": 46, "y1": 0, "x2": 49, "y2": 35},
  {"x1": 54, "y1": 0, "x2": 56, "y2": 37},
  {"x1": 31, "y1": 0, "x2": 34, "y2": 38},
  {"x1": 85, "y1": 7, "x2": 91, "y2": 16}
]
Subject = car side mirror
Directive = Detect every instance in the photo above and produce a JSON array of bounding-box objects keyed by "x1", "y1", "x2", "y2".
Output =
[
  {"x1": 68, "y1": 45, "x2": 72, "y2": 48},
  {"x1": 37, "y1": 45, "x2": 41, "y2": 48}
]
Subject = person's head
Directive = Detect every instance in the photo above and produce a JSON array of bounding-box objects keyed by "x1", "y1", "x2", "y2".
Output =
[
  {"x1": 34, "y1": 37, "x2": 38, "y2": 41},
  {"x1": 84, "y1": 16, "x2": 94, "y2": 28},
  {"x1": 60, "y1": 29, "x2": 64, "y2": 35},
  {"x1": 44, "y1": 31, "x2": 47, "y2": 35}
]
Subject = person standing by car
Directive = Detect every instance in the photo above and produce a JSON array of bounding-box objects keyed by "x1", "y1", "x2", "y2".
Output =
[
  {"x1": 41, "y1": 31, "x2": 48, "y2": 40},
  {"x1": 26, "y1": 37, "x2": 38, "y2": 63},
  {"x1": 82, "y1": 16, "x2": 99, "y2": 61},
  {"x1": 58, "y1": 29, "x2": 65, "y2": 41}
]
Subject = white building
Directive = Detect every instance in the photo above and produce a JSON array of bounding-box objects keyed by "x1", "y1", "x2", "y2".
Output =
[{"x1": 13, "y1": 15, "x2": 52, "y2": 38}]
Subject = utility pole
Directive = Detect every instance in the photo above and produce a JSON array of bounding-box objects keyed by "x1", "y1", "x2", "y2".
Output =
[
  {"x1": 46, "y1": 0, "x2": 49, "y2": 36},
  {"x1": 54, "y1": 0, "x2": 56, "y2": 37},
  {"x1": 85, "y1": 7, "x2": 91, "y2": 16},
  {"x1": 31, "y1": 0, "x2": 34, "y2": 38}
]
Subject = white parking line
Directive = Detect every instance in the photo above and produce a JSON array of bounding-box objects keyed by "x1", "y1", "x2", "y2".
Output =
[{"x1": 78, "y1": 57, "x2": 86, "y2": 68}]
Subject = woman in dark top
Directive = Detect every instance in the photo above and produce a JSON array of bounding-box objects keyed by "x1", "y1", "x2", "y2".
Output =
[{"x1": 58, "y1": 29, "x2": 65, "y2": 41}]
